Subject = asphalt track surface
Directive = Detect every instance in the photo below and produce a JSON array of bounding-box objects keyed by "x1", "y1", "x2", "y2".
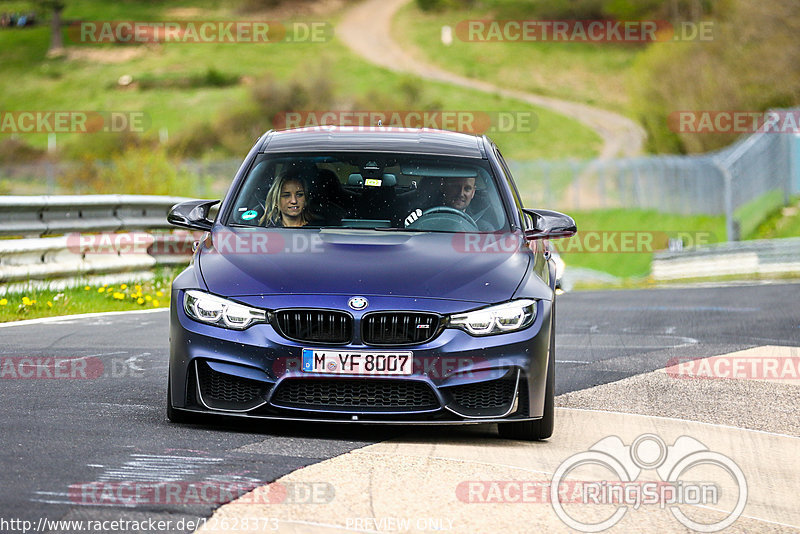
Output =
[{"x1": 0, "y1": 282, "x2": 798, "y2": 533}]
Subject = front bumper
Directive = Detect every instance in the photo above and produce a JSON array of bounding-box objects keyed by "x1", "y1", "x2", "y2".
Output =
[{"x1": 169, "y1": 291, "x2": 552, "y2": 424}]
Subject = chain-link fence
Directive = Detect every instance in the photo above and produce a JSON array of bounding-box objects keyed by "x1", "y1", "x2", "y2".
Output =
[
  {"x1": 509, "y1": 110, "x2": 799, "y2": 241},
  {"x1": 0, "y1": 159, "x2": 241, "y2": 198},
  {"x1": 2, "y1": 111, "x2": 798, "y2": 241}
]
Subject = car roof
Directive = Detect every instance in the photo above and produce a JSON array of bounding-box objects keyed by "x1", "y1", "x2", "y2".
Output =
[{"x1": 258, "y1": 126, "x2": 487, "y2": 158}]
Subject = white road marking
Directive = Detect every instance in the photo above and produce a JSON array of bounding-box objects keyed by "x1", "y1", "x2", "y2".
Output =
[{"x1": 0, "y1": 308, "x2": 167, "y2": 329}]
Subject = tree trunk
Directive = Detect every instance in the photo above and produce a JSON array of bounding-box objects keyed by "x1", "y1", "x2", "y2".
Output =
[{"x1": 48, "y1": 2, "x2": 65, "y2": 54}]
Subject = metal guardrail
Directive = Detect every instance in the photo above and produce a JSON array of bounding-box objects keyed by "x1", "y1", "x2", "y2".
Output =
[
  {"x1": 0, "y1": 194, "x2": 192, "y2": 237},
  {"x1": 652, "y1": 237, "x2": 800, "y2": 280},
  {"x1": 3, "y1": 114, "x2": 797, "y2": 243},
  {"x1": 0, "y1": 195, "x2": 200, "y2": 288}
]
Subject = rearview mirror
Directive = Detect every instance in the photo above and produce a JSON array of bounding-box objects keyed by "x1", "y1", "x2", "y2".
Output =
[
  {"x1": 522, "y1": 209, "x2": 577, "y2": 240},
  {"x1": 167, "y1": 200, "x2": 220, "y2": 232}
]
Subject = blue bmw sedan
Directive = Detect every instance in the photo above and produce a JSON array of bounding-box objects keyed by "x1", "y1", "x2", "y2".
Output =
[{"x1": 166, "y1": 126, "x2": 575, "y2": 440}]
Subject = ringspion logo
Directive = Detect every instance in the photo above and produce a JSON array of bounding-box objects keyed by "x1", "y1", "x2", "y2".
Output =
[{"x1": 550, "y1": 434, "x2": 747, "y2": 532}]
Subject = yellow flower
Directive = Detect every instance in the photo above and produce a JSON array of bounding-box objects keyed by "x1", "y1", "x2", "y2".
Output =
[
  {"x1": 84, "y1": 286, "x2": 91, "y2": 291},
  {"x1": 145, "y1": 295, "x2": 152, "y2": 302},
  {"x1": 135, "y1": 285, "x2": 142, "y2": 292},
  {"x1": 137, "y1": 297, "x2": 144, "y2": 305},
  {"x1": 156, "y1": 291, "x2": 163, "y2": 297},
  {"x1": 98, "y1": 288, "x2": 105, "y2": 293},
  {"x1": 121, "y1": 284, "x2": 127, "y2": 289},
  {"x1": 22, "y1": 297, "x2": 32, "y2": 306},
  {"x1": 113, "y1": 292, "x2": 125, "y2": 300},
  {"x1": 47, "y1": 301, "x2": 53, "y2": 308},
  {"x1": 152, "y1": 299, "x2": 160, "y2": 307},
  {"x1": 0, "y1": 298, "x2": 7, "y2": 306}
]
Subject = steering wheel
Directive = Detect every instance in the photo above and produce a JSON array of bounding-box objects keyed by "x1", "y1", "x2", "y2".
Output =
[{"x1": 407, "y1": 206, "x2": 479, "y2": 232}]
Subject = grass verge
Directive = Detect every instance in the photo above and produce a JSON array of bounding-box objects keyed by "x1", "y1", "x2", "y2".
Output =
[
  {"x1": 0, "y1": 266, "x2": 183, "y2": 322},
  {"x1": 0, "y1": 1, "x2": 601, "y2": 161},
  {"x1": 746, "y1": 196, "x2": 800, "y2": 240},
  {"x1": 393, "y1": 2, "x2": 642, "y2": 114},
  {"x1": 573, "y1": 272, "x2": 800, "y2": 291},
  {"x1": 558, "y1": 209, "x2": 727, "y2": 278}
]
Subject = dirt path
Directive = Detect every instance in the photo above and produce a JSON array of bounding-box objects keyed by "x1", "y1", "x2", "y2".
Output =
[{"x1": 337, "y1": 0, "x2": 646, "y2": 159}]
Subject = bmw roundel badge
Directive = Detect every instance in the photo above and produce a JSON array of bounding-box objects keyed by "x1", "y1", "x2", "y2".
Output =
[{"x1": 348, "y1": 296, "x2": 369, "y2": 310}]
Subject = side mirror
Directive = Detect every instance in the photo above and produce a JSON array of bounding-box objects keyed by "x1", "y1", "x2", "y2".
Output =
[
  {"x1": 522, "y1": 208, "x2": 577, "y2": 240},
  {"x1": 167, "y1": 200, "x2": 220, "y2": 232}
]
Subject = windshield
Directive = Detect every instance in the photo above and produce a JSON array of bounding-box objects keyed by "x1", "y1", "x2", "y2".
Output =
[{"x1": 226, "y1": 152, "x2": 510, "y2": 232}]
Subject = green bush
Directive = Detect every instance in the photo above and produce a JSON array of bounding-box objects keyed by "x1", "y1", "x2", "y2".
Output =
[
  {"x1": 421, "y1": 0, "x2": 712, "y2": 19},
  {"x1": 60, "y1": 131, "x2": 146, "y2": 160},
  {"x1": 0, "y1": 138, "x2": 45, "y2": 163},
  {"x1": 135, "y1": 68, "x2": 240, "y2": 90},
  {"x1": 169, "y1": 70, "x2": 337, "y2": 157},
  {"x1": 59, "y1": 145, "x2": 197, "y2": 196},
  {"x1": 630, "y1": 0, "x2": 799, "y2": 154},
  {"x1": 416, "y1": 0, "x2": 475, "y2": 13}
]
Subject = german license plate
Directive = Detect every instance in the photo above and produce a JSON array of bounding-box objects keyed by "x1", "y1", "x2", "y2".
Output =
[{"x1": 302, "y1": 349, "x2": 413, "y2": 375}]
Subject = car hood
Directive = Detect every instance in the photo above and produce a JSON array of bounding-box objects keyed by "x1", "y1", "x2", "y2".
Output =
[{"x1": 196, "y1": 227, "x2": 540, "y2": 303}]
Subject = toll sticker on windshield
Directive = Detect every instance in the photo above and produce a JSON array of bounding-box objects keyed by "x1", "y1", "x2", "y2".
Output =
[
  {"x1": 241, "y1": 210, "x2": 259, "y2": 220},
  {"x1": 364, "y1": 178, "x2": 382, "y2": 187}
]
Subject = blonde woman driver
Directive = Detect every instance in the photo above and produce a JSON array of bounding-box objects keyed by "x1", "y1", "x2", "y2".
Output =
[{"x1": 259, "y1": 172, "x2": 311, "y2": 227}]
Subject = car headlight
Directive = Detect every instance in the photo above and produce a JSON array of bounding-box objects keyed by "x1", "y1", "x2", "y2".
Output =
[
  {"x1": 448, "y1": 299, "x2": 537, "y2": 336},
  {"x1": 183, "y1": 290, "x2": 268, "y2": 330}
]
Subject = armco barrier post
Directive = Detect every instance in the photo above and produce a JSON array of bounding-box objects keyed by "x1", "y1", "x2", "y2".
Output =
[{"x1": 716, "y1": 161, "x2": 737, "y2": 242}]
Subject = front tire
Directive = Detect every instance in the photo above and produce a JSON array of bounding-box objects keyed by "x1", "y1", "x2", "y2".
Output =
[
  {"x1": 167, "y1": 373, "x2": 197, "y2": 424},
  {"x1": 498, "y1": 301, "x2": 555, "y2": 440}
]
